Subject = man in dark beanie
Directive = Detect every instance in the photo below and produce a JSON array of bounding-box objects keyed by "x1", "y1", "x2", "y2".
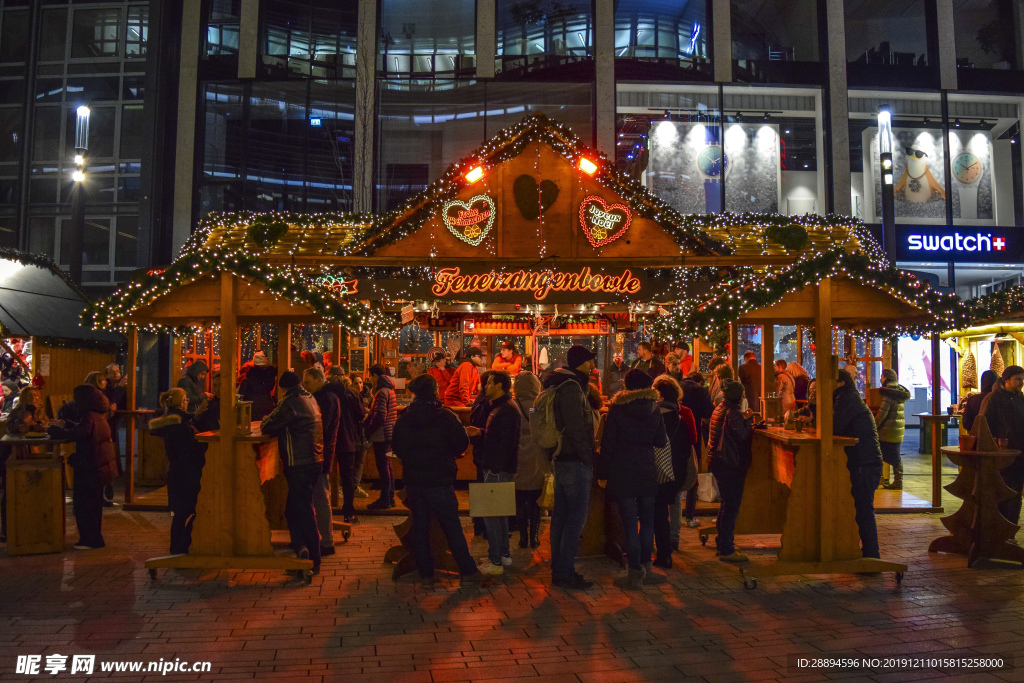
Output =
[
  {"x1": 979, "y1": 365, "x2": 1024, "y2": 523},
  {"x1": 261, "y1": 370, "x2": 324, "y2": 578},
  {"x1": 832, "y1": 368, "x2": 883, "y2": 559},
  {"x1": 542, "y1": 344, "x2": 598, "y2": 589},
  {"x1": 707, "y1": 378, "x2": 752, "y2": 563}
]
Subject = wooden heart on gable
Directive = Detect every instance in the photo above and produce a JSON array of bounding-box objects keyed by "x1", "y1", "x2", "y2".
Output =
[
  {"x1": 578, "y1": 195, "x2": 632, "y2": 248},
  {"x1": 442, "y1": 195, "x2": 496, "y2": 247}
]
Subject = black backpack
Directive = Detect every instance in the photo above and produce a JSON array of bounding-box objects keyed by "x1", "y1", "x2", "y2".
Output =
[
  {"x1": 717, "y1": 408, "x2": 753, "y2": 470},
  {"x1": 793, "y1": 373, "x2": 809, "y2": 401}
]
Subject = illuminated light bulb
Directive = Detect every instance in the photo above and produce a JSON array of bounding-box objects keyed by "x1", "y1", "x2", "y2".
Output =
[
  {"x1": 578, "y1": 157, "x2": 598, "y2": 176},
  {"x1": 464, "y1": 166, "x2": 484, "y2": 184},
  {"x1": 72, "y1": 170, "x2": 85, "y2": 182}
]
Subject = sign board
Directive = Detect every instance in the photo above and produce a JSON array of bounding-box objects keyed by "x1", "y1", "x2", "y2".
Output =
[
  {"x1": 38, "y1": 354, "x2": 50, "y2": 377},
  {"x1": 401, "y1": 304, "x2": 415, "y2": 324},
  {"x1": 349, "y1": 348, "x2": 366, "y2": 373},
  {"x1": 431, "y1": 266, "x2": 643, "y2": 302},
  {"x1": 893, "y1": 225, "x2": 1023, "y2": 263}
]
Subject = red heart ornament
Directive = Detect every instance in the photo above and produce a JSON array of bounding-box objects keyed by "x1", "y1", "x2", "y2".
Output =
[{"x1": 579, "y1": 195, "x2": 632, "y2": 248}]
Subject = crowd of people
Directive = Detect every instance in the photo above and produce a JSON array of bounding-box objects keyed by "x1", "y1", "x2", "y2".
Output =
[{"x1": 8, "y1": 337, "x2": 1024, "y2": 590}]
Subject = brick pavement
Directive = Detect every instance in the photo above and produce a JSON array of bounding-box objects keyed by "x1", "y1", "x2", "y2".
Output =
[{"x1": 2, "y1": 503, "x2": 1024, "y2": 682}]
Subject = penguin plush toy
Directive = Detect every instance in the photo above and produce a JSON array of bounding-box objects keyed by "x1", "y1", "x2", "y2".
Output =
[{"x1": 894, "y1": 143, "x2": 945, "y2": 202}]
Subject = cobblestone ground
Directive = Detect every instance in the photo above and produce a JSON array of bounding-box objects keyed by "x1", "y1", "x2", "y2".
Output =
[{"x1": 2, "y1": 500, "x2": 1024, "y2": 682}]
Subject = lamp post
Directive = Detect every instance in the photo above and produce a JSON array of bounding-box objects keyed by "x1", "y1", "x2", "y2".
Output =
[
  {"x1": 69, "y1": 105, "x2": 89, "y2": 284},
  {"x1": 878, "y1": 106, "x2": 896, "y2": 253}
]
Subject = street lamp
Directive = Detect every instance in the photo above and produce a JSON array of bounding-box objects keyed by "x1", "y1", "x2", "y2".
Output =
[
  {"x1": 878, "y1": 106, "x2": 896, "y2": 253},
  {"x1": 69, "y1": 105, "x2": 89, "y2": 284}
]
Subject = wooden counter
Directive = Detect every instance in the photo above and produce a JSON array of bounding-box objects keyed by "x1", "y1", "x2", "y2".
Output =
[{"x1": 2, "y1": 435, "x2": 71, "y2": 555}]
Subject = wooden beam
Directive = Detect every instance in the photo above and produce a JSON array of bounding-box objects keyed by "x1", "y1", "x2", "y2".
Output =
[
  {"x1": 761, "y1": 324, "x2": 774, "y2": 414},
  {"x1": 931, "y1": 333, "x2": 942, "y2": 508},
  {"x1": 125, "y1": 328, "x2": 138, "y2": 505},
  {"x1": 219, "y1": 273, "x2": 238, "y2": 556},
  {"x1": 277, "y1": 324, "x2": 291, "y2": 381},
  {"x1": 258, "y1": 255, "x2": 797, "y2": 269},
  {"x1": 815, "y1": 277, "x2": 837, "y2": 562},
  {"x1": 729, "y1": 323, "x2": 739, "y2": 375}
]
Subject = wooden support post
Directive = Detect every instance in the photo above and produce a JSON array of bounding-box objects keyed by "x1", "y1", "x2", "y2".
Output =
[
  {"x1": 815, "y1": 278, "x2": 837, "y2": 562},
  {"x1": 931, "y1": 333, "x2": 942, "y2": 508},
  {"x1": 277, "y1": 323, "x2": 291, "y2": 383},
  {"x1": 797, "y1": 326, "x2": 803, "y2": 366},
  {"x1": 125, "y1": 329, "x2": 138, "y2": 505},
  {"x1": 219, "y1": 273, "x2": 238, "y2": 556},
  {"x1": 730, "y1": 323, "x2": 739, "y2": 374},
  {"x1": 331, "y1": 324, "x2": 344, "y2": 507},
  {"x1": 761, "y1": 324, "x2": 774, "y2": 412},
  {"x1": 171, "y1": 336, "x2": 182, "y2": 388}
]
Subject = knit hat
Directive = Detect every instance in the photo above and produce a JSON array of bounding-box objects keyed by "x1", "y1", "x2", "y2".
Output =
[
  {"x1": 624, "y1": 368, "x2": 654, "y2": 390},
  {"x1": 1002, "y1": 365, "x2": 1024, "y2": 381},
  {"x1": 279, "y1": 371, "x2": 301, "y2": 389},
  {"x1": 253, "y1": 350, "x2": 268, "y2": 366},
  {"x1": 721, "y1": 378, "x2": 744, "y2": 404},
  {"x1": 881, "y1": 368, "x2": 898, "y2": 383},
  {"x1": 566, "y1": 345, "x2": 596, "y2": 369}
]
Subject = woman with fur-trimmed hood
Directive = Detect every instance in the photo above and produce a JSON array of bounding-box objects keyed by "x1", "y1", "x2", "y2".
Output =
[
  {"x1": 149, "y1": 387, "x2": 207, "y2": 554},
  {"x1": 599, "y1": 369, "x2": 669, "y2": 588},
  {"x1": 875, "y1": 368, "x2": 912, "y2": 490}
]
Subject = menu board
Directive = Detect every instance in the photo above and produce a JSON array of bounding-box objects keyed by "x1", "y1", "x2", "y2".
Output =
[{"x1": 349, "y1": 348, "x2": 366, "y2": 373}]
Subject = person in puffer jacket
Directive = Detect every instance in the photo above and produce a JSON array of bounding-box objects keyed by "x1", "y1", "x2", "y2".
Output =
[
  {"x1": 261, "y1": 371, "x2": 324, "y2": 574},
  {"x1": 874, "y1": 368, "x2": 911, "y2": 490},
  {"x1": 49, "y1": 385, "x2": 118, "y2": 549},
  {"x1": 833, "y1": 368, "x2": 883, "y2": 559},
  {"x1": 363, "y1": 365, "x2": 397, "y2": 509},
  {"x1": 599, "y1": 369, "x2": 669, "y2": 588},
  {"x1": 149, "y1": 387, "x2": 206, "y2": 554}
]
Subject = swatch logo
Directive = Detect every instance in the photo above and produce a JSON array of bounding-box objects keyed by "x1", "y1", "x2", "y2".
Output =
[{"x1": 907, "y1": 233, "x2": 1006, "y2": 252}]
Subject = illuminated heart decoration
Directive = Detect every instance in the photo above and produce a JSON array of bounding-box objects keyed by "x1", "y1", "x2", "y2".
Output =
[
  {"x1": 579, "y1": 195, "x2": 632, "y2": 248},
  {"x1": 443, "y1": 195, "x2": 496, "y2": 247}
]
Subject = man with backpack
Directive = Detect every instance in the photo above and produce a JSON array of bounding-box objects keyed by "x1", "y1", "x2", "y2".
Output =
[
  {"x1": 707, "y1": 379, "x2": 752, "y2": 563},
  {"x1": 536, "y1": 345, "x2": 598, "y2": 589}
]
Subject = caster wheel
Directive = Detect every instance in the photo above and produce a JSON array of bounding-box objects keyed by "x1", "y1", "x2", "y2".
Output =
[
  {"x1": 302, "y1": 570, "x2": 313, "y2": 585},
  {"x1": 699, "y1": 534, "x2": 708, "y2": 546},
  {"x1": 895, "y1": 571, "x2": 904, "y2": 586},
  {"x1": 148, "y1": 569, "x2": 156, "y2": 581},
  {"x1": 342, "y1": 530, "x2": 351, "y2": 542},
  {"x1": 743, "y1": 577, "x2": 757, "y2": 590}
]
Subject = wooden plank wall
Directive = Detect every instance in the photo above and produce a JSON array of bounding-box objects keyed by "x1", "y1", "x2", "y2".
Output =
[{"x1": 35, "y1": 342, "x2": 115, "y2": 413}]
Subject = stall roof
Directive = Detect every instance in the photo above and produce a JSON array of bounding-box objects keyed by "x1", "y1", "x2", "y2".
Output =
[
  {"x1": 0, "y1": 250, "x2": 123, "y2": 344},
  {"x1": 186, "y1": 113, "x2": 874, "y2": 265},
  {"x1": 940, "y1": 285, "x2": 1024, "y2": 338}
]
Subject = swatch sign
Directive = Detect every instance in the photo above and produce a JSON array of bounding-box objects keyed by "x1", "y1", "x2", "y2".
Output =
[{"x1": 894, "y1": 225, "x2": 1021, "y2": 263}]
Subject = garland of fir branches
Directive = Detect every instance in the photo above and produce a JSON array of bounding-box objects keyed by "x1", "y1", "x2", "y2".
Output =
[{"x1": 962, "y1": 285, "x2": 1024, "y2": 327}]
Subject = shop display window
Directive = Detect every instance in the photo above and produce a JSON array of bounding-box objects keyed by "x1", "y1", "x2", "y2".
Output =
[
  {"x1": 616, "y1": 84, "x2": 824, "y2": 216},
  {"x1": 379, "y1": 0, "x2": 475, "y2": 79},
  {"x1": 614, "y1": 0, "x2": 710, "y2": 79}
]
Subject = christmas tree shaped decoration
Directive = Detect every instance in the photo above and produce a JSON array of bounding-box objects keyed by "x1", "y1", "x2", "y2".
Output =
[
  {"x1": 990, "y1": 341, "x2": 1005, "y2": 377},
  {"x1": 961, "y1": 349, "x2": 977, "y2": 390}
]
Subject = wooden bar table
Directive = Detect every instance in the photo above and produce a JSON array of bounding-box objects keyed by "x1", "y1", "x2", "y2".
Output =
[
  {"x1": 914, "y1": 412, "x2": 961, "y2": 508},
  {"x1": 930, "y1": 445, "x2": 1024, "y2": 567},
  {"x1": 2, "y1": 434, "x2": 72, "y2": 555},
  {"x1": 144, "y1": 422, "x2": 312, "y2": 578}
]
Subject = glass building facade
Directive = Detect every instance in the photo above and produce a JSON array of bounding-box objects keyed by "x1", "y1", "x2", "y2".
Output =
[{"x1": 0, "y1": 0, "x2": 1023, "y2": 302}]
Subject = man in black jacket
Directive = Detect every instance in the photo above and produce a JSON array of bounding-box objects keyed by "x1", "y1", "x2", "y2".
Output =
[
  {"x1": 832, "y1": 369, "x2": 883, "y2": 559},
  {"x1": 631, "y1": 341, "x2": 666, "y2": 379},
  {"x1": 261, "y1": 371, "x2": 324, "y2": 575},
  {"x1": 544, "y1": 345, "x2": 598, "y2": 589},
  {"x1": 979, "y1": 366, "x2": 1024, "y2": 524},
  {"x1": 326, "y1": 366, "x2": 366, "y2": 523},
  {"x1": 466, "y1": 370, "x2": 521, "y2": 575},
  {"x1": 303, "y1": 368, "x2": 340, "y2": 558},
  {"x1": 392, "y1": 374, "x2": 485, "y2": 585}
]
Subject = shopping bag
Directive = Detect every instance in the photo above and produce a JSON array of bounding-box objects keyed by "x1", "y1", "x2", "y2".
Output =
[
  {"x1": 655, "y1": 443, "x2": 674, "y2": 484},
  {"x1": 537, "y1": 472, "x2": 555, "y2": 510},
  {"x1": 469, "y1": 481, "x2": 517, "y2": 517},
  {"x1": 696, "y1": 472, "x2": 720, "y2": 503}
]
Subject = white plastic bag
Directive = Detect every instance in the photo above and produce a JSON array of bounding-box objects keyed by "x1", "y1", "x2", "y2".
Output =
[{"x1": 697, "y1": 472, "x2": 720, "y2": 503}]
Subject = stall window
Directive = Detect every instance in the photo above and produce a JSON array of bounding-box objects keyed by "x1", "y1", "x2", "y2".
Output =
[
  {"x1": 496, "y1": 0, "x2": 593, "y2": 77},
  {"x1": 848, "y1": 92, "x2": 945, "y2": 224},
  {"x1": 731, "y1": 0, "x2": 821, "y2": 83},
  {"x1": 614, "y1": 0, "x2": 710, "y2": 79},
  {"x1": 380, "y1": 0, "x2": 475, "y2": 79}
]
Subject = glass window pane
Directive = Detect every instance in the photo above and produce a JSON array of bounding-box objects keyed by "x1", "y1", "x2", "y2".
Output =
[
  {"x1": 0, "y1": 215, "x2": 15, "y2": 248},
  {"x1": 0, "y1": 108, "x2": 21, "y2": 164},
  {"x1": 381, "y1": 0, "x2": 476, "y2": 78},
  {"x1": 376, "y1": 81, "x2": 486, "y2": 212},
  {"x1": 72, "y1": 8, "x2": 121, "y2": 59},
  {"x1": 206, "y1": 0, "x2": 241, "y2": 56},
  {"x1": 485, "y1": 81, "x2": 593, "y2": 141},
  {"x1": 82, "y1": 217, "x2": 110, "y2": 265},
  {"x1": 955, "y1": 0, "x2": 1020, "y2": 70},
  {"x1": 31, "y1": 177, "x2": 58, "y2": 203},
  {"x1": 307, "y1": 80, "x2": 355, "y2": 213},
  {"x1": 247, "y1": 82, "x2": 307, "y2": 211},
  {"x1": 120, "y1": 104, "x2": 144, "y2": 159},
  {"x1": 127, "y1": 6, "x2": 149, "y2": 57},
  {"x1": 66, "y1": 76, "x2": 122, "y2": 102},
  {"x1": 0, "y1": 78, "x2": 22, "y2": 104},
  {"x1": 29, "y1": 217, "x2": 56, "y2": 258},
  {"x1": 0, "y1": 179, "x2": 17, "y2": 205},
  {"x1": 203, "y1": 83, "x2": 244, "y2": 179},
  {"x1": 845, "y1": 0, "x2": 932, "y2": 85},
  {"x1": 0, "y1": 10, "x2": 28, "y2": 63},
  {"x1": 39, "y1": 8, "x2": 68, "y2": 62},
  {"x1": 732, "y1": 0, "x2": 819, "y2": 81},
  {"x1": 115, "y1": 215, "x2": 138, "y2": 267},
  {"x1": 32, "y1": 107, "x2": 62, "y2": 161},
  {"x1": 614, "y1": 0, "x2": 710, "y2": 76},
  {"x1": 496, "y1": 0, "x2": 592, "y2": 76},
  {"x1": 118, "y1": 175, "x2": 141, "y2": 202}
]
